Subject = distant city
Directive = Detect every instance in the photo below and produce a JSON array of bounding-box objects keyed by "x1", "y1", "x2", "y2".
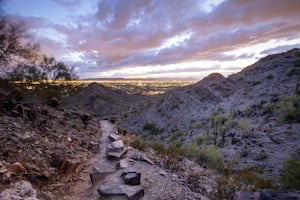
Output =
[{"x1": 69, "y1": 79, "x2": 196, "y2": 95}]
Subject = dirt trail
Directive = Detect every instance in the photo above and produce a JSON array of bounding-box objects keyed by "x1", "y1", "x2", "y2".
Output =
[
  {"x1": 63, "y1": 120, "x2": 117, "y2": 200},
  {"x1": 63, "y1": 120, "x2": 207, "y2": 200}
]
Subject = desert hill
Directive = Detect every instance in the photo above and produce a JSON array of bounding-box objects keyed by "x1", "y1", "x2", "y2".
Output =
[{"x1": 118, "y1": 48, "x2": 300, "y2": 185}]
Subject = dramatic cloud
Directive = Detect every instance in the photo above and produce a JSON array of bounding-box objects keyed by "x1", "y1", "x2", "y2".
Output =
[{"x1": 4, "y1": 0, "x2": 300, "y2": 79}]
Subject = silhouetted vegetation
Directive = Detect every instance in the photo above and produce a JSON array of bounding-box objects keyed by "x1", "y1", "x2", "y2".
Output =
[
  {"x1": 0, "y1": 6, "x2": 77, "y2": 82},
  {"x1": 280, "y1": 152, "x2": 300, "y2": 190}
]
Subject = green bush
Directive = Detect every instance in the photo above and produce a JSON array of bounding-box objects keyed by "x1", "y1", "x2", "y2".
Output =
[
  {"x1": 238, "y1": 119, "x2": 252, "y2": 138},
  {"x1": 170, "y1": 130, "x2": 184, "y2": 141},
  {"x1": 196, "y1": 134, "x2": 211, "y2": 145},
  {"x1": 280, "y1": 158, "x2": 300, "y2": 189},
  {"x1": 143, "y1": 122, "x2": 161, "y2": 135},
  {"x1": 266, "y1": 73, "x2": 274, "y2": 79},
  {"x1": 130, "y1": 138, "x2": 148, "y2": 151},
  {"x1": 198, "y1": 144, "x2": 223, "y2": 171},
  {"x1": 276, "y1": 94, "x2": 300, "y2": 122},
  {"x1": 184, "y1": 142, "x2": 201, "y2": 159},
  {"x1": 151, "y1": 142, "x2": 166, "y2": 154}
]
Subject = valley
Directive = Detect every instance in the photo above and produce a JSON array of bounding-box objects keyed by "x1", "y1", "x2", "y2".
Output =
[{"x1": 0, "y1": 48, "x2": 300, "y2": 199}]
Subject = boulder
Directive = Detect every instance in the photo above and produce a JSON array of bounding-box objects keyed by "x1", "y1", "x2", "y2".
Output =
[
  {"x1": 80, "y1": 113, "x2": 91, "y2": 124},
  {"x1": 49, "y1": 97, "x2": 59, "y2": 108},
  {"x1": 98, "y1": 184, "x2": 144, "y2": 200},
  {"x1": 122, "y1": 171, "x2": 141, "y2": 185},
  {"x1": 90, "y1": 166, "x2": 116, "y2": 186},
  {"x1": 233, "y1": 189, "x2": 300, "y2": 200}
]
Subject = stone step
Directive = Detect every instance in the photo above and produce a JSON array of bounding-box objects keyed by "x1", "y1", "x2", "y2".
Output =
[{"x1": 98, "y1": 184, "x2": 144, "y2": 200}]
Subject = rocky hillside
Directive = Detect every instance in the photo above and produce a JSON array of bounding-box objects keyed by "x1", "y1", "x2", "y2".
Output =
[
  {"x1": 62, "y1": 82, "x2": 146, "y2": 117},
  {"x1": 118, "y1": 48, "x2": 300, "y2": 186}
]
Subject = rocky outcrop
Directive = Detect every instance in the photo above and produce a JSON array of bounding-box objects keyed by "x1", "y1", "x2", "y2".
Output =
[{"x1": 0, "y1": 181, "x2": 39, "y2": 200}]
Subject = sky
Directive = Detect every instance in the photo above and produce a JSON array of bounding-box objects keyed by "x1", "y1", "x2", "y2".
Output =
[{"x1": 3, "y1": 0, "x2": 300, "y2": 80}]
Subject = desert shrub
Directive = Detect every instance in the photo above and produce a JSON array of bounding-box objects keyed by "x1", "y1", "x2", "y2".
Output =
[
  {"x1": 234, "y1": 168, "x2": 275, "y2": 191},
  {"x1": 198, "y1": 144, "x2": 223, "y2": 171},
  {"x1": 280, "y1": 158, "x2": 300, "y2": 189},
  {"x1": 151, "y1": 142, "x2": 167, "y2": 154},
  {"x1": 252, "y1": 80, "x2": 261, "y2": 86},
  {"x1": 216, "y1": 167, "x2": 275, "y2": 199},
  {"x1": 287, "y1": 68, "x2": 300, "y2": 76},
  {"x1": 196, "y1": 134, "x2": 211, "y2": 145},
  {"x1": 184, "y1": 142, "x2": 201, "y2": 159},
  {"x1": 266, "y1": 73, "x2": 274, "y2": 79},
  {"x1": 276, "y1": 94, "x2": 300, "y2": 122},
  {"x1": 238, "y1": 119, "x2": 252, "y2": 138},
  {"x1": 191, "y1": 123, "x2": 203, "y2": 129},
  {"x1": 130, "y1": 138, "x2": 148, "y2": 151},
  {"x1": 143, "y1": 122, "x2": 161, "y2": 135},
  {"x1": 262, "y1": 101, "x2": 275, "y2": 114},
  {"x1": 294, "y1": 60, "x2": 300, "y2": 67},
  {"x1": 170, "y1": 130, "x2": 184, "y2": 141}
]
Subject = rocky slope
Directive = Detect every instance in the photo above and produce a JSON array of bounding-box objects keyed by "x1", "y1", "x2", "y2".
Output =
[{"x1": 118, "y1": 48, "x2": 300, "y2": 186}]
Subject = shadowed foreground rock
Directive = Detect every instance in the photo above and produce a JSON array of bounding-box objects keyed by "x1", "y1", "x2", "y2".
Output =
[
  {"x1": 98, "y1": 184, "x2": 144, "y2": 200},
  {"x1": 233, "y1": 189, "x2": 300, "y2": 200},
  {"x1": 0, "y1": 180, "x2": 39, "y2": 200}
]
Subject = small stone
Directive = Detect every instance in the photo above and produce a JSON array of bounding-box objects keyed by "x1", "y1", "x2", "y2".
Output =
[
  {"x1": 117, "y1": 158, "x2": 131, "y2": 169},
  {"x1": 111, "y1": 140, "x2": 124, "y2": 150},
  {"x1": 109, "y1": 133, "x2": 121, "y2": 141}
]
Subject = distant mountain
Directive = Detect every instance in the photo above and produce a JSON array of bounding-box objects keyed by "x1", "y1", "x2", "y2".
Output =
[
  {"x1": 118, "y1": 48, "x2": 300, "y2": 182},
  {"x1": 62, "y1": 82, "x2": 145, "y2": 116}
]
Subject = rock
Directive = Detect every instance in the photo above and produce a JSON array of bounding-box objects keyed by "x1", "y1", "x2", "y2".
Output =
[
  {"x1": 233, "y1": 189, "x2": 300, "y2": 200},
  {"x1": 49, "y1": 97, "x2": 59, "y2": 108},
  {"x1": 111, "y1": 140, "x2": 125, "y2": 151},
  {"x1": 0, "y1": 180, "x2": 39, "y2": 200},
  {"x1": 3, "y1": 98, "x2": 17, "y2": 111},
  {"x1": 259, "y1": 189, "x2": 300, "y2": 200},
  {"x1": 106, "y1": 140, "x2": 127, "y2": 159},
  {"x1": 117, "y1": 158, "x2": 132, "y2": 169},
  {"x1": 98, "y1": 184, "x2": 144, "y2": 200},
  {"x1": 10, "y1": 87, "x2": 23, "y2": 100},
  {"x1": 233, "y1": 191, "x2": 259, "y2": 200},
  {"x1": 80, "y1": 113, "x2": 91, "y2": 124},
  {"x1": 109, "y1": 133, "x2": 121, "y2": 142},
  {"x1": 59, "y1": 157, "x2": 81, "y2": 174},
  {"x1": 140, "y1": 155, "x2": 154, "y2": 165},
  {"x1": 90, "y1": 166, "x2": 116, "y2": 186},
  {"x1": 106, "y1": 150, "x2": 128, "y2": 160},
  {"x1": 51, "y1": 151, "x2": 81, "y2": 174},
  {"x1": 122, "y1": 171, "x2": 141, "y2": 185}
]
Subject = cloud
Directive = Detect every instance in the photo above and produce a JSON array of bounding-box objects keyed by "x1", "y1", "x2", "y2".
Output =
[{"x1": 17, "y1": 0, "x2": 300, "y2": 78}]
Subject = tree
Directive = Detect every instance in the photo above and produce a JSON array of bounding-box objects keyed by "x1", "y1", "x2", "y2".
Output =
[{"x1": 39, "y1": 55, "x2": 78, "y2": 81}]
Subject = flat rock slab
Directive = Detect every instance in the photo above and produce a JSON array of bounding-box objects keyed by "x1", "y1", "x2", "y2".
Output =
[
  {"x1": 98, "y1": 184, "x2": 144, "y2": 200},
  {"x1": 109, "y1": 133, "x2": 121, "y2": 141},
  {"x1": 90, "y1": 166, "x2": 116, "y2": 186},
  {"x1": 106, "y1": 149, "x2": 128, "y2": 160}
]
